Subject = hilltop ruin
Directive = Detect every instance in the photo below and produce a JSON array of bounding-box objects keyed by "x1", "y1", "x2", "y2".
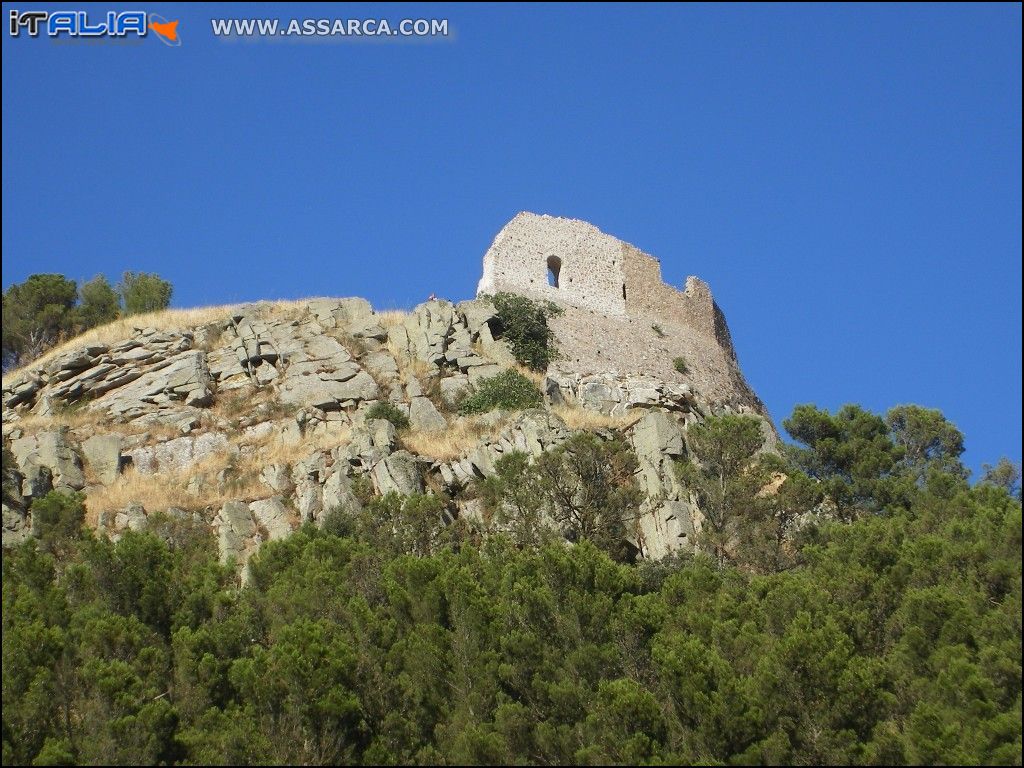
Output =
[{"x1": 479, "y1": 212, "x2": 763, "y2": 413}]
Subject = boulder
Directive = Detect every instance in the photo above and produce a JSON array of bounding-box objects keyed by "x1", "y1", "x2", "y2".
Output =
[
  {"x1": 215, "y1": 500, "x2": 257, "y2": 566},
  {"x1": 370, "y1": 450, "x2": 423, "y2": 495},
  {"x1": 9, "y1": 429, "x2": 85, "y2": 495},
  {"x1": 128, "y1": 432, "x2": 232, "y2": 474},
  {"x1": 81, "y1": 434, "x2": 123, "y2": 486},
  {"x1": 250, "y1": 497, "x2": 293, "y2": 541},
  {"x1": 439, "y1": 375, "x2": 471, "y2": 407},
  {"x1": 408, "y1": 396, "x2": 447, "y2": 431},
  {"x1": 322, "y1": 470, "x2": 361, "y2": 520},
  {"x1": 345, "y1": 419, "x2": 396, "y2": 467}
]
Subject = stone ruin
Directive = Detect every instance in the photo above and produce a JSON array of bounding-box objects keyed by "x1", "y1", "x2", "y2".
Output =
[{"x1": 478, "y1": 212, "x2": 763, "y2": 413}]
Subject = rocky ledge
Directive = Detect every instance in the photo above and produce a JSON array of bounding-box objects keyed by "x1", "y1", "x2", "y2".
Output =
[{"x1": 2, "y1": 294, "x2": 769, "y2": 574}]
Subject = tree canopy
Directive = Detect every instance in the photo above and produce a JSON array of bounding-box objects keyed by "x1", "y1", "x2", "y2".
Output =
[
  {"x1": 1, "y1": 271, "x2": 174, "y2": 369},
  {"x1": 2, "y1": 402, "x2": 1019, "y2": 766}
]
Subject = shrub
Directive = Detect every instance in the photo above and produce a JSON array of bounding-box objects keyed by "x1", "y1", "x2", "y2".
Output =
[
  {"x1": 365, "y1": 401, "x2": 410, "y2": 430},
  {"x1": 651, "y1": 324, "x2": 665, "y2": 338},
  {"x1": 672, "y1": 356, "x2": 689, "y2": 374},
  {"x1": 478, "y1": 433, "x2": 643, "y2": 560},
  {"x1": 489, "y1": 292, "x2": 562, "y2": 371},
  {"x1": 30, "y1": 490, "x2": 86, "y2": 555},
  {"x1": 458, "y1": 369, "x2": 543, "y2": 415}
]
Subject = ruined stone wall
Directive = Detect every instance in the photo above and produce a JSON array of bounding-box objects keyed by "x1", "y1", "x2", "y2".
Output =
[
  {"x1": 621, "y1": 255, "x2": 737, "y2": 361},
  {"x1": 478, "y1": 211, "x2": 737, "y2": 361},
  {"x1": 477, "y1": 212, "x2": 628, "y2": 317}
]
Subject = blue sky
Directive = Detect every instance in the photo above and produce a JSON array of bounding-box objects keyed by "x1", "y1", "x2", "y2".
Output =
[{"x1": 2, "y1": 3, "x2": 1021, "y2": 474}]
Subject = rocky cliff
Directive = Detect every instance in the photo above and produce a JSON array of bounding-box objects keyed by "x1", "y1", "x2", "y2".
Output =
[{"x1": 2, "y1": 215, "x2": 771, "y2": 573}]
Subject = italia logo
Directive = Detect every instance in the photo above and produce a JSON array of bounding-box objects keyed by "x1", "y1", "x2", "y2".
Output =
[{"x1": 8, "y1": 9, "x2": 181, "y2": 46}]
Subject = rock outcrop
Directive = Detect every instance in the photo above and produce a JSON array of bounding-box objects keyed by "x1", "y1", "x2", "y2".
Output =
[{"x1": 2, "y1": 213, "x2": 774, "y2": 568}]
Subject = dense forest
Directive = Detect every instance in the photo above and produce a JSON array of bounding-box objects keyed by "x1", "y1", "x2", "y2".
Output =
[{"x1": 2, "y1": 402, "x2": 1020, "y2": 765}]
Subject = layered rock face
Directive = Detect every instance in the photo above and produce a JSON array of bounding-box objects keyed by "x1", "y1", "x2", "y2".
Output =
[{"x1": 2, "y1": 214, "x2": 770, "y2": 572}]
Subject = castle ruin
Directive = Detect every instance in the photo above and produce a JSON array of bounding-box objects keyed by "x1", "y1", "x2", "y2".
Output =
[{"x1": 477, "y1": 212, "x2": 738, "y2": 360}]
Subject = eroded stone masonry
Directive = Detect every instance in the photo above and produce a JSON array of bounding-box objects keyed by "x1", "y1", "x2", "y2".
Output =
[{"x1": 479, "y1": 212, "x2": 763, "y2": 412}]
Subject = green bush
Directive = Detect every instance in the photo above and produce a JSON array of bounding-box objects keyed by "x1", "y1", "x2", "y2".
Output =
[
  {"x1": 30, "y1": 490, "x2": 85, "y2": 555},
  {"x1": 672, "y1": 356, "x2": 689, "y2": 374},
  {"x1": 365, "y1": 401, "x2": 410, "y2": 430},
  {"x1": 458, "y1": 369, "x2": 543, "y2": 415},
  {"x1": 489, "y1": 292, "x2": 562, "y2": 371}
]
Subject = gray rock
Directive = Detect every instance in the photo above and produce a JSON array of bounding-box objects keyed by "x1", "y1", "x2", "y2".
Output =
[
  {"x1": 112, "y1": 502, "x2": 148, "y2": 536},
  {"x1": 291, "y1": 454, "x2": 327, "y2": 523},
  {"x1": 259, "y1": 463, "x2": 293, "y2": 494},
  {"x1": 215, "y1": 500, "x2": 257, "y2": 565},
  {"x1": 391, "y1": 301, "x2": 459, "y2": 366},
  {"x1": 370, "y1": 450, "x2": 423, "y2": 496},
  {"x1": 543, "y1": 376, "x2": 566, "y2": 406},
  {"x1": 439, "y1": 375, "x2": 470, "y2": 407},
  {"x1": 10, "y1": 429, "x2": 85, "y2": 494},
  {"x1": 363, "y1": 350, "x2": 400, "y2": 380},
  {"x1": 249, "y1": 497, "x2": 293, "y2": 541},
  {"x1": 436, "y1": 409, "x2": 570, "y2": 492},
  {"x1": 630, "y1": 410, "x2": 685, "y2": 461},
  {"x1": 2, "y1": 503, "x2": 31, "y2": 547},
  {"x1": 467, "y1": 364, "x2": 502, "y2": 383},
  {"x1": 278, "y1": 368, "x2": 378, "y2": 410},
  {"x1": 322, "y1": 470, "x2": 361, "y2": 520},
  {"x1": 128, "y1": 432, "x2": 232, "y2": 474},
  {"x1": 81, "y1": 434, "x2": 123, "y2": 485},
  {"x1": 90, "y1": 349, "x2": 213, "y2": 417},
  {"x1": 345, "y1": 419, "x2": 396, "y2": 467},
  {"x1": 635, "y1": 500, "x2": 694, "y2": 560},
  {"x1": 408, "y1": 396, "x2": 447, "y2": 431}
]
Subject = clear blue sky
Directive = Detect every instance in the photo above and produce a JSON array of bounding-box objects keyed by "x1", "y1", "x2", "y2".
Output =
[{"x1": 3, "y1": 3, "x2": 1021, "y2": 474}]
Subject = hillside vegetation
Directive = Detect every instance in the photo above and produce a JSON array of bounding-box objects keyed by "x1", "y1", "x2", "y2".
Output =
[{"x1": 3, "y1": 404, "x2": 1020, "y2": 765}]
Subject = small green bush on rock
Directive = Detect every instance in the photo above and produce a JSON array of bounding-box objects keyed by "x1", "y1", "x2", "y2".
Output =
[
  {"x1": 673, "y1": 356, "x2": 689, "y2": 374},
  {"x1": 458, "y1": 369, "x2": 543, "y2": 415},
  {"x1": 365, "y1": 401, "x2": 410, "y2": 430},
  {"x1": 489, "y1": 292, "x2": 562, "y2": 371}
]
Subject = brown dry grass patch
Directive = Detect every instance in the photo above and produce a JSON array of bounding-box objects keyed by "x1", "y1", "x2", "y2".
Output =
[
  {"x1": 550, "y1": 404, "x2": 641, "y2": 432},
  {"x1": 8, "y1": 407, "x2": 111, "y2": 433},
  {"x1": 399, "y1": 415, "x2": 510, "y2": 462},
  {"x1": 6, "y1": 297, "x2": 346, "y2": 379},
  {"x1": 84, "y1": 448, "x2": 277, "y2": 523},
  {"x1": 377, "y1": 309, "x2": 410, "y2": 329}
]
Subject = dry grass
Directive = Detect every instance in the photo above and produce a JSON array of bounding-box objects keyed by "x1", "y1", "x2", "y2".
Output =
[
  {"x1": 84, "y1": 456, "x2": 267, "y2": 524},
  {"x1": 240, "y1": 424, "x2": 352, "y2": 461},
  {"x1": 398, "y1": 358, "x2": 438, "y2": 389},
  {"x1": 551, "y1": 404, "x2": 641, "y2": 432},
  {"x1": 10, "y1": 305, "x2": 243, "y2": 377},
  {"x1": 9, "y1": 406, "x2": 112, "y2": 432},
  {"x1": 513, "y1": 363, "x2": 547, "y2": 389},
  {"x1": 377, "y1": 309, "x2": 409, "y2": 329},
  {"x1": 7, "y1": 297, "x2": 347, "y2": 379},
  {"x1": 399, "y1": 415, "x2": 510, "y2": 461},
  {"x1": 85, "y1": 419, "x2": 351, "y2": 522},
  {"x1": 9, "y1": 404, "x2": 209, "y2": 442}
]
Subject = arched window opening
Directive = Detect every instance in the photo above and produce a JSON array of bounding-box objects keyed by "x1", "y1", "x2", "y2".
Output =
[{"x1": 546, "y1": 256, "x2": 561, "y2": 288}]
